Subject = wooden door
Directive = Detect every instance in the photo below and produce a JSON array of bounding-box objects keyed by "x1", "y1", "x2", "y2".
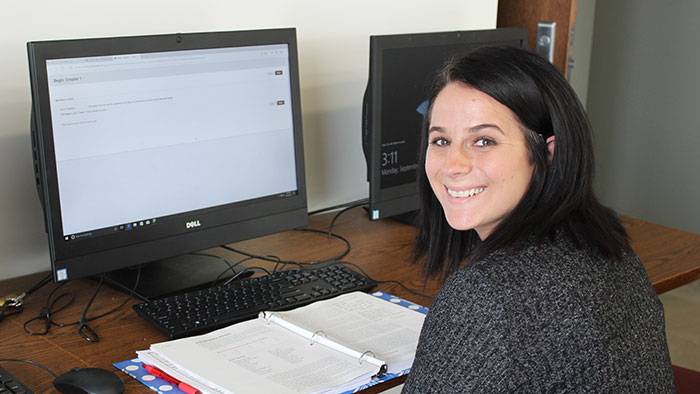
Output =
[{"x1": 497, "y1": 0, "x2": 577, "y2": 78}]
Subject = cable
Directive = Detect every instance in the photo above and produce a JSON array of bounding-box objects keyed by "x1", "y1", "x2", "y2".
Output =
[
  {"x1": 23, "y1": 282, "x2": 73, "y2": 336},
  {"x1": 216, "y1": 199, "x2": 365, "y2": 274},
  {"x1": 217, "y1": 201, "x2": 429, "y2": 301},
  {"x1": 293, "y1": 228, "x2": 351, "y2": 261},
  {"x1": 326, "y1": 201, "x2": 367, "y2": 237},
  {"x1": 1, "y1": 273, "x2": 54, "y2": 322},
  {"x1": 212, "y1": 256, "x2": 255, "y2": 286},
  {"x1": 221, "y1": 266, "x2": 271, "y2": 285},
  {"x1": 88, "y1": 268, "x2": 141, "y2": 322},
  {"x1": 308, "y1": 198, "x2": 369, "y2": 216},
  {"x1": 77, "y1": 274, "x2": 106, "y2": 342},
  {"x1": 22, "y1": 273, "x2": 53, "y2": 299},
  {"x1": 221, "y1": 245, "x2": 291, "y2": 265},
  {"x1": 189, "y1": 252, "x2": 237, "y2": 286},
  {"x1": 220, "y1": 215, "x2": 354, "y2": 271},
  {"x1": 221, "y1": 244, "x2": 313, "y2": 271},
  {"x1": 334, "y1": 260, "x2": 434, "y2": 300},
  {"x1": 0, "y1": 358, "x2": 57, "y2": 377},
  {"x1": 23, "y1": 268, "x2": 141, "y2": 340}
]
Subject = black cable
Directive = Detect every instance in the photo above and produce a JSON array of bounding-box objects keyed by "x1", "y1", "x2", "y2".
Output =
[
  {"x1": 212, "y1": 256, "x2": 255, "y2": 286},
  {"x1": 221, "y1": 266, "x2": 272, "y2": 286},
  {"x1": 1, "y1": 273, "x2": 54, "y2": 323},
  {"x1": 220, "y1": 227, "x2": 351, "y2": 270},
  {"x1": 23, "y1": 268, "x2": 141, "y2": 339},
  {"x1": 0, "y1": 358, "x2": 57, "y2": 377},
  {"x1": 374, "y1": 279, "x2": 434, "y2": 300},
  {"x1": 23, "y1": 273, "x2": 53, "y2": 297},
  {"x1": 293, "y1": 228, "x2": 351, "y2": 261},
  {"x1": 326, "y1": 201, "x2": 367, "y2": 237},
  {"x1": 221, "y1": 245, "x2": 290, "y2": 265},
  {"x1": 221, "y1": 266, "x2": 271, "y2": 285},
  {"x1": 189, "y1": 252, "x2": 236, "y2": 286},
  {"x1": 334, "y1": 260, "x2": 434, "y2": 300},
  {"x1": 77, "y1": 274, "x2": 107, "y2": 342},
  {"x1": 220, "y1": 266, "x2": 254, "y2": 286},
  {"x1": 308, "y1": 198, "x2": 369, "y2": 216},
  {"x1": 87, "y1": 268, "x2": 141, "y2": 322},
  {"x1": 218, "y1": 200, "x2": 363, "y2": 273},
  {"x1": 220, "y1": 245, "x2": 308, "y2": 273},
  {"x1": 218, "y1": 200, "x2": 429, "y2": 301},
  {"x1": 23, "y1": 282, "x2": 73, "y2": 336}
]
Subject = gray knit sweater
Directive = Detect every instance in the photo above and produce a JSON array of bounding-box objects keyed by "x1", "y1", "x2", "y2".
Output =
[{"x1": 402, "y1": 232, "x2": 675, "y2": 393}]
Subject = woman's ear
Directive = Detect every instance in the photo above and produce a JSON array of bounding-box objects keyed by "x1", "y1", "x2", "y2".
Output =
[{"x1": 546, "y1": 135, "x2": 556, "y2": 165}]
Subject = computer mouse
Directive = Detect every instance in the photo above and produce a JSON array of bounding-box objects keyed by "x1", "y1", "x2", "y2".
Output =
[{"x1": 53, "y1": 367, "x2": 125, "y2": 394}]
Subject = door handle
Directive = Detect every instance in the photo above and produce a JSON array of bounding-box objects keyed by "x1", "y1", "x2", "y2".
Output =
[{"x1": 536, "y1": 21, "x2": 556, "y2": 63}]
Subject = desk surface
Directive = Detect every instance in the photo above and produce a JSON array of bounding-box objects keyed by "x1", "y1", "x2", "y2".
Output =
[{"x1": 1, "y1": 209, "x2": 698, "y2": 393}]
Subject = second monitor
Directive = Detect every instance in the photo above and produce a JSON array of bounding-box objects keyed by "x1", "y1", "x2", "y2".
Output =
[{"x1": 362, "y1": 28, "x2": 528, "y2": 222}]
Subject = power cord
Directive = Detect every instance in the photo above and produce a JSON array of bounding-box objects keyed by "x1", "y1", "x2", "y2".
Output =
[
  {"x1": 219, "y1": 201, "x2": 361, "y2": 273},
  {"x1": 23, "y1": 268, "x2": 141, "y2": 342},
  {"x1": 332, "y1": 260, "x2": 434, "y2": 300},
  {"x1": 0, "y1": 273, "x2": 53, "y2": 322},
  {"x1": 219, "y1": 203, "x2": 433, "y2": 300},
  {"x1": 325, "y1": 200, "x2": 369, "y2": 237},
  {"x1": 307, "y1": 198, "x2": 368, "y2": 216},
  {"x1": 0, "y1": 358, "x2": 57, "y2": 378}
]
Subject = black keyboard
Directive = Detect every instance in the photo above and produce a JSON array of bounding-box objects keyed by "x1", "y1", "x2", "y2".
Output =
[
  {"x1": 133, "y1": 264, "x2": 376, "y2": 339},
  {"x1": 0, "y1": 365, "x2": 33, "y2": 394}
]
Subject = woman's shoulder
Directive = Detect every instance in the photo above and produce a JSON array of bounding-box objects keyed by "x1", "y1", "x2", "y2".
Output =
[{"x1": 458, "y1": 230, "x2": 637, "y2": 295}]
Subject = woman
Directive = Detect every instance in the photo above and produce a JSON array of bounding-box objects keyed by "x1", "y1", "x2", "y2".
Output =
[{"x1": 402, "y1": 46, "x2": 674, "y2": 393}]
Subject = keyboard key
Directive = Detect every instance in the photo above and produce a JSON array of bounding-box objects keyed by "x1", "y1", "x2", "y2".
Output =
[{"x1": 0, "y1": 366, "x2": 33, "y2": 394}]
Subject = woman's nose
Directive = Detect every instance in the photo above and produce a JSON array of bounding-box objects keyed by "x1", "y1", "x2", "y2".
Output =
[{"x1": 443, "y1": 144, "x2": 472, "y2": 177}]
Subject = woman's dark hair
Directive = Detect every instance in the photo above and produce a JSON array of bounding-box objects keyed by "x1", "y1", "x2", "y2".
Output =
[{"x1": 415, "y1": 45, "x2": 632, "y2": 279}]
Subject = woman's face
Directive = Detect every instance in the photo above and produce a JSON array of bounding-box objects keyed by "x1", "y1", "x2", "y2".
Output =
[{"x1": 425, "y1": 82, "x2": 535, "y2": 239}]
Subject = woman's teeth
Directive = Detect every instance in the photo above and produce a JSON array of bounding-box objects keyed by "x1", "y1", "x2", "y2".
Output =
[{"x1": 447, "y1": 187, "x2": 484, "y2": 198}]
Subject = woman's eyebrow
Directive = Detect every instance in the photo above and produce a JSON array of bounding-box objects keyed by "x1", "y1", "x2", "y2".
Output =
[
  {"x1": 428, "y1": 124, "x2": 504, "y2": 134},
  {"x1": 469, "y1": 123, "x2": 504, "y2": 135}
]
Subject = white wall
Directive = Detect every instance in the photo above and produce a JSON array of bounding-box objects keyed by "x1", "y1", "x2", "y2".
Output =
[
  {"x1": 568, "y1": 0, "x2": 596, "y2": 107},
  {"x1": 587, "y1": 1, "x2": 700, "y2": 235},
  {"x1": 0, "y1": 0, "x2": 497, "y2": 280}
]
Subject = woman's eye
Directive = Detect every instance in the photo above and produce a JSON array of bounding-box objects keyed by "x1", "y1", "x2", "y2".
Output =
[
  {"x1": 430, "y1": 137, "x2": 449, "y2": 147},
  {"x1": 474, "y1": 137, "x2": 495, "y2": 147}
]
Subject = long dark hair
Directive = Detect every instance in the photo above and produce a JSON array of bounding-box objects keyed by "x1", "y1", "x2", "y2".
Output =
[{"x1": 415, "y1": 45, "x2": 632, "y2": 279}]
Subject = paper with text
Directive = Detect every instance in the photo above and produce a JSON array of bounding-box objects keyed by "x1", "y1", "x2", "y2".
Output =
[
  {"x1": 143, "y1": 292, "x2": 425, "y2": 394},
  {"x1": 269, "y1": 291, "x2": 425, "y2": 374}
]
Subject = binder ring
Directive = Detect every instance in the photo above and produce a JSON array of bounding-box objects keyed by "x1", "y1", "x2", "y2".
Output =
[
  {"x1": 310, "y1": 330, "x2": 326, "y2": 346},
  {"x1": 260, "y1": 311, "x2": 279, "y2": 325},
  {"x1": 359, "y1": 350, "x2": 376, "y2": 365}
]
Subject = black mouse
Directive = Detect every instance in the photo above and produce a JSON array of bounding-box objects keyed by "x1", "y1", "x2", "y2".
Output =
[{"x1": 53, "y1": 367, "x2": 125, "y2": 394}]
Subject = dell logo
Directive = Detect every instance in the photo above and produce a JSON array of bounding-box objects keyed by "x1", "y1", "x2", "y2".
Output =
[{"x1": 186, "y1": 220, "x2": 201, "y2": 229}]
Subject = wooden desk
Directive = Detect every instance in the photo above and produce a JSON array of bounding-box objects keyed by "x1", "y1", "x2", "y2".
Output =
[{"x1": 1, "y1": 209, "x2": 698, "y2": 393}]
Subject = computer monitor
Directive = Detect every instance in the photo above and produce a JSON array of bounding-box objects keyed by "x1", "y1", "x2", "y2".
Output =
[
  {"x1": 362, "y1": 28, "x2": 528, "y2": 222},
  {"x1": 27, "y1": 28, "x2": 308, "y2": 298}
]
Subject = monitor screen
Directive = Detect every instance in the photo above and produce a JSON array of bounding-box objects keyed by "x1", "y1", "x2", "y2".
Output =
[
  {"x1": 362, "y1": 28, "x2": 528, "y2": 222},
  {"x1": 28, "y1": 28, "x2": 308, "y2": 297}
]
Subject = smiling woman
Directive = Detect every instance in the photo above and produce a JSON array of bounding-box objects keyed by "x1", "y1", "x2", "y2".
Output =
[
  {"x1": 425, "y1": 82, "x2": 540, "y2": 238},
  {"x1": 403, "y1": 46, "x2": 675, "y2": 393}
]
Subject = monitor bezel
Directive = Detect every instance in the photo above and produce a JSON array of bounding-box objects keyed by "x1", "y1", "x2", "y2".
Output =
[
  {"x1": 27, "y1": 28, "x2": 308, "y2": 282},
  {"x1": 364, "y1": 28, "x2": 528, "y2": 221}
]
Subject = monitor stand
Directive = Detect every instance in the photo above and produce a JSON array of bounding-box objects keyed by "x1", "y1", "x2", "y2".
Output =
[
  {"x1": 102, "y1": 254, "x2": 253, "y2": 300},
  {"x1": 390, "y1": 210, "x2": 418, "y2": 226}
]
